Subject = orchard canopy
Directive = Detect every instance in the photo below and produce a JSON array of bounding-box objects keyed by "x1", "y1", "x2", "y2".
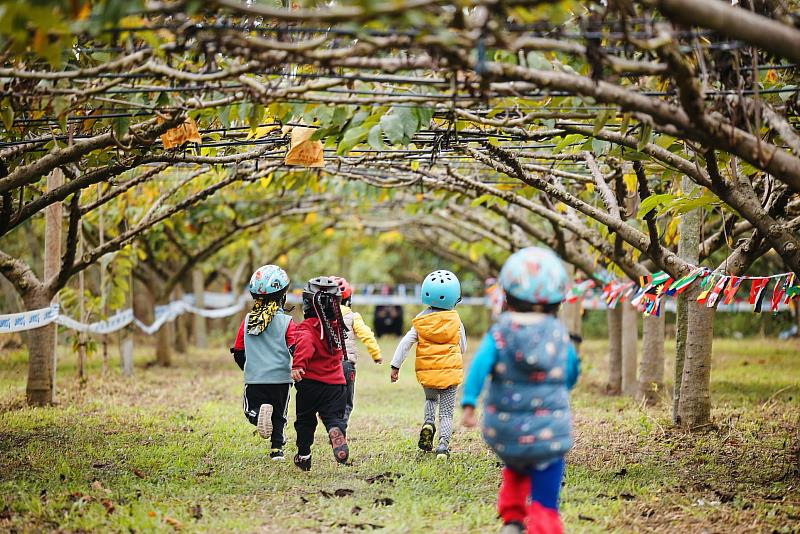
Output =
[{"x1": 1, "y1": 0, "x2": 799, "y2": 427}]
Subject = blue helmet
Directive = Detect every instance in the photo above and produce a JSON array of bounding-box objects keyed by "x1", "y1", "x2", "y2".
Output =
[
  {"x1": 249, "y1": 265, "x2": 290, "y2": 297},
  {"x1": 421, "y1": 270, "x2": 461, "y2": 310},
  {"x1": 499, "y1": 247, "x2": 567, "y2": 305}
]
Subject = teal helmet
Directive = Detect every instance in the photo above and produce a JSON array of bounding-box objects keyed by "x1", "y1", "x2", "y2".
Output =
[
  {"x1": 249, "y1": 265, "x2": 290, "y2": 297},
  {"x1": 499, "y1": 247, "x2": 567, "y2": 304},
  {"x1": 421, "y1": 270, "x2": 461, "y2": 310}
]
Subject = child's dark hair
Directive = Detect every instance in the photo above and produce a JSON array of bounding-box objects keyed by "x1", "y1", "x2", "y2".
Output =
[
  {"x1": 304, "y1": 291, "x2": 347, "y2": 350},
  {"x1": 505, "y1": 293, "x2": 560, "y2": 315}
]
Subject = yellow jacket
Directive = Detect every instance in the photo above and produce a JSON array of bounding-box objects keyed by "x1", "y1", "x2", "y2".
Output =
[
  {"x1": 413, "y1": 310, "x2": 464, "y2": 389},
  {"x1": 340, "y1": 304, "x2": 382, "y2": 363}
]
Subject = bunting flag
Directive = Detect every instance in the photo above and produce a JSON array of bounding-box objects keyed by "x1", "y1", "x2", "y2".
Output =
[
  {"x1": 751, "y1": 278, "x2": 770, "y2": 313},
  {"x1": 696, "y1": 274, "x2": 717, "y2": 305},
  {"x1": 770, "y1": 275, "x2": 790, "y2": 312},
  {"x1": 749, "y1": 278, "x2": 768, "y2": 305},
  {"x1": 667, "y1": 266, "x2": 705, "y2": 295},
  {"x1": 722, "y1": 276, "x2": 744, "y2": 305},
  {"x1": 705, "y1": 275, "x2": 729, "y2": 308}
]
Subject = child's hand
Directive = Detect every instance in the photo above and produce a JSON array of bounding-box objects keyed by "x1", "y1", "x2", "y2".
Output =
[
  {"x1": 291, "y1": 368, "x2": 305, "y2": 382},
  {"x1": 462, "y1": 406, "x2": 478, "y2": 428},
  {"x1": 375, "y1": 357, "x2": 383, "y2": 365},
  {"x1": 390, "y1": 367, "x2": 399, "y2": 383}
]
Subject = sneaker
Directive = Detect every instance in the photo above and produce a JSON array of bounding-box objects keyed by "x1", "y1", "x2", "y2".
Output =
[
  {"x1": 418, "y1": 423, "x2": 435, "y2": 452},
  {"x1": 329, "y1": 427, "x2": 349, "y2": 464},
  {"x1": 293, "y1": 454, "x2": 311, "y2": 471},
  {"x1": 269, "y1": 448, "x2": 285, "y2": 461},
  {"x1": 256, "y1": 404, "x2": 273, "y2": 440},
  {"x1": 499, "y1": 521, "x2": 524, "y2": 534},
  {"x1": 435, "y1": 446, "x2": 450, "y2": 459}
]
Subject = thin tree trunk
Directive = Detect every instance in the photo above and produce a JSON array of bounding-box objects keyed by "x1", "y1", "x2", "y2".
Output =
[
  {"x1": 606, "y1": 306, "x2": 623, "y2": 395},
  {"x1": 25, "y1": 168, "x2": 63, "y2": 406},
  {"x1": 678, "y1": 284, "x2": 716, "y2": 430},
  {"x1": 674, "y1": 176, "x2": 701, "y2": 423},
  {"x1": 119, "y1": 329, "x2": 134, "y2": 376},
  {"x1": 621, "y1": 302, "x2": 639, "y2": 397},
  {"x1": 638, "y1": 314, "x2": 665, "y2": 405},
  {"x1": 192, "y1": 269, "x2": 207, "y2": 349},
  {"x1": 24, "y1": 290, "x2": 57, "y2": 405},
  {"x1": 156, "y1": 321, "x2": 173, "y2": 367}
]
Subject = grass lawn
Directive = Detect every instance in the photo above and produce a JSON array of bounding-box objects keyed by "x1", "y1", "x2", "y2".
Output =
[{"x1": 0, "y1": 334, "x2": 798, "y2": 533}]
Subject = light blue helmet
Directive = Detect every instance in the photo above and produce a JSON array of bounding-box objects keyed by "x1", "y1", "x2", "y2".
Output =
[
  {"x1": 421, "y1": 270, "x2": 461, "y2": 310},
  {"x1": 249, "y1": 265, "x2": 290, "y2": 297},
  {"x1": 499, "y1": 247, "x2": 567, "y2": 305}
]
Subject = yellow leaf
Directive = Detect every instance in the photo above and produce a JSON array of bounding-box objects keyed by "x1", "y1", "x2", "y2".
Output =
[
  {"x1": 495, "y1": 183, "x2": 516, "y2": 191},
  {"x1": 415, "y1": 193, "x2": 424, "y2": 202},
  {"x1": 623, "y1": 173, "x2": 637, "y2": 193},
  {"x1": 304, "y1": 212, "x2": 317, "y2": 224},
  {"x1": 277, "y1": 254, "x2": 288, "y2": 264},
  {"x1": 324, "y1": 227, "x2": 334, "y2": 237},
  {"x1": 764, "y1": 69, "x2": 779, "y2": 83},
  {"x1": 585, "y1": 182, "x2": 595, "y2": 193},
  {"x1": 378, "y1": 230, "x2": 403, "y2": 244}
]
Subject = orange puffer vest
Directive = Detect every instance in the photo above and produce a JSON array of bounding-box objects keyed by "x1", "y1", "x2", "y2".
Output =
[{"x1": 413, "y1": 310, "x2": 464, "y2": 389}]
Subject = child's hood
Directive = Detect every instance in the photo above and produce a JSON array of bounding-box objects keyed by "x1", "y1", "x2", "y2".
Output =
[{"x1": 412, "y1": 310, "x2": 461, "y2": 343}]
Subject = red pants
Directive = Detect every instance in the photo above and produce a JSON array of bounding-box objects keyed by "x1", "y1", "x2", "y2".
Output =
[{"x1": 497, "y1": 466, "x2": 564, "y2": 534}]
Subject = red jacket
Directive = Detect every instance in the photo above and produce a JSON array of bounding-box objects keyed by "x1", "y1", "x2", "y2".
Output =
[{"x1": 292, "y1": 318, "x2": 346, "y2": 385}]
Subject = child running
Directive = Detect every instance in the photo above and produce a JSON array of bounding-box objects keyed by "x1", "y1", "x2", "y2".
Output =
[
  {"x1": 329, "y1": 276, "x2": 383, "y2": 431},
  {"x1": 291, "y1": 276, "x2": 350, "y2": 471},
  {"x1": 461, "y1": 247, "x2": 580, "y2": 534},
  {"x1": 391, "y1": 270, "x2": 466, "y2": 459},
  {"x1": 230, "y1": 265, "x2": 295, "y2": 461}
]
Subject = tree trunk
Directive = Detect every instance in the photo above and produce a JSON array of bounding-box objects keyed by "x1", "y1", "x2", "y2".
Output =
[
  {"x1": 638, "y1": 314, "x2": 665, "y2": 405},
  {"x1": 606, "y1": 306, "x2": 623, "y2": 395},
  {"x1": 192, "y1": 269, "x2": 207, "y2": 349},
  {"x1": 156, "y1": 322, "x2": 173, "y2": 367},
  {"x1": 674, "y1": 176, "x2": 701, "y2": 424},
  {"x1": 119, "y1": 330, "x2": 134, "y2": 377},
  {"x1": 175, "y1": 313, "x2": 189, "y2": 354},
  {"x1": 621, "y1": 302, "x2": 639, "y2": 397},
  {"x1": 25, "y1": 168, "x2": 64, "y2": 406},
  {"x1": 24, "y1": 290, "x2": 57, "y2": 406},
  {"x1": 678, "y1": 284, "x2": 716, "y2": 430}
]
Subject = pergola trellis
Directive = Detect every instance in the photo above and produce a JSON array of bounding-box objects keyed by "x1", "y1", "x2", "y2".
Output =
[{"x1": 1, "y1": 0, "x2": 799, "y2": 426}]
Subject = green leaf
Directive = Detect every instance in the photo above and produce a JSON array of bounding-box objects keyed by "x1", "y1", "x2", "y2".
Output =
[
  {"x1": 637, "y1": 123, "x2": 652, "y2": 151},
  {"x1": 380, "y1": 114, "x2": 405, "y2": 145},
  {"x1": 591, "y1": 138, "x2": 609, "y2": 155},
  {"x1": 1, "y1": 101, "x2": 14, "y2": 131},
  {"x1": 218, "y1": 106, "x2": 231, "y2": 129},
  {"x1": 367, "y1": 125, "x2": 385, "y2": 150},
  {"x1": 554, "y1": 134, "x2": 582, "y2": 153},
  {"x1": 592, "y1": 109, "x2": 611, "y2": 135},
  {"x1": 113, "y1": 116, "x2": 130, "y2": 139},
  {"x1": 337, "y1": 124, "x2": 370, "y2": 154},
  {"x1": 395, "y1": 107, "x2": 419, "y2": 138},
  {"x1": 637, "y1": 193, "x2": 675, "y2": 218}
]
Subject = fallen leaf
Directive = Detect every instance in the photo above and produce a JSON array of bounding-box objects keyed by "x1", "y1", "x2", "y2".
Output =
[
  {"x1": 164, "y1": 516, "x2": 183, "y2": 530},
  {"x1": 101, "y1": 498, "x2": 115, "y2": 515},
  {"x1": 351, "y1": 506, "x2": 362, "y2": 516},
  {"x1": 190, "y1": 504, "x2": 202, "y2": 520},
  {"x1": 147, "y1": 511, "x2": 156, "y2": 518},
  {"x1": 91, "y1": 480, "x2": 105, "y2": 491},
  {"x1": 578, "y1": 514, "x2": 595, "y2": 522},
  {"x1": 614, "y1": 468, "x2": 628, "y2": 478},
  {"x1": 374, "y1": 497, "x2": 394, "y2": 506},
  {"x1": 92, "y1": 461, "x2": 113, "y2": 469},
  {"x1": 133, "y1": 469, "x2": 146, "y2": 479},
  {"x1": 334, "y1": 488, "x2": 354, "y2": 497},
  {"x1": 620, "y1": 493, "x2": 636, "y2": 501}
]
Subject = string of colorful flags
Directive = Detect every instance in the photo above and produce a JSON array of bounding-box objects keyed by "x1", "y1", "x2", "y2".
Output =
[{"x1": 565, "y1": 267, "x2": 799, "y2": 316}]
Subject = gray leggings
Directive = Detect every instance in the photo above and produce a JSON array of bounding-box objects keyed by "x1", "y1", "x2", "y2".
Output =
[{"x1": 423, "y1": 385, "x2": 458, "y2": 449}]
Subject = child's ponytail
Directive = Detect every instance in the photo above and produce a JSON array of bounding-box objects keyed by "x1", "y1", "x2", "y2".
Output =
[{"x1": 312, "y1": 291, "x2": 348, "y2": 351}]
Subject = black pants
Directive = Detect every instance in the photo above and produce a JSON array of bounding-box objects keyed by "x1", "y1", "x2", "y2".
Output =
[
  {"x1": 243, "y1": 383, "x2": 291, "y2": 449},
  {"x1": 294, "y1": 379, "x2": 347, "y2": 456},
  {"x1": 342, "y1": 360, "x2": 356, "y2": 433}
]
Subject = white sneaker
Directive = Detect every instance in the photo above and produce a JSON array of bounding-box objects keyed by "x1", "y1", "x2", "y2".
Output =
[{"x1": 257, "y1": 404, "x2": 273, "y2": 440}]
